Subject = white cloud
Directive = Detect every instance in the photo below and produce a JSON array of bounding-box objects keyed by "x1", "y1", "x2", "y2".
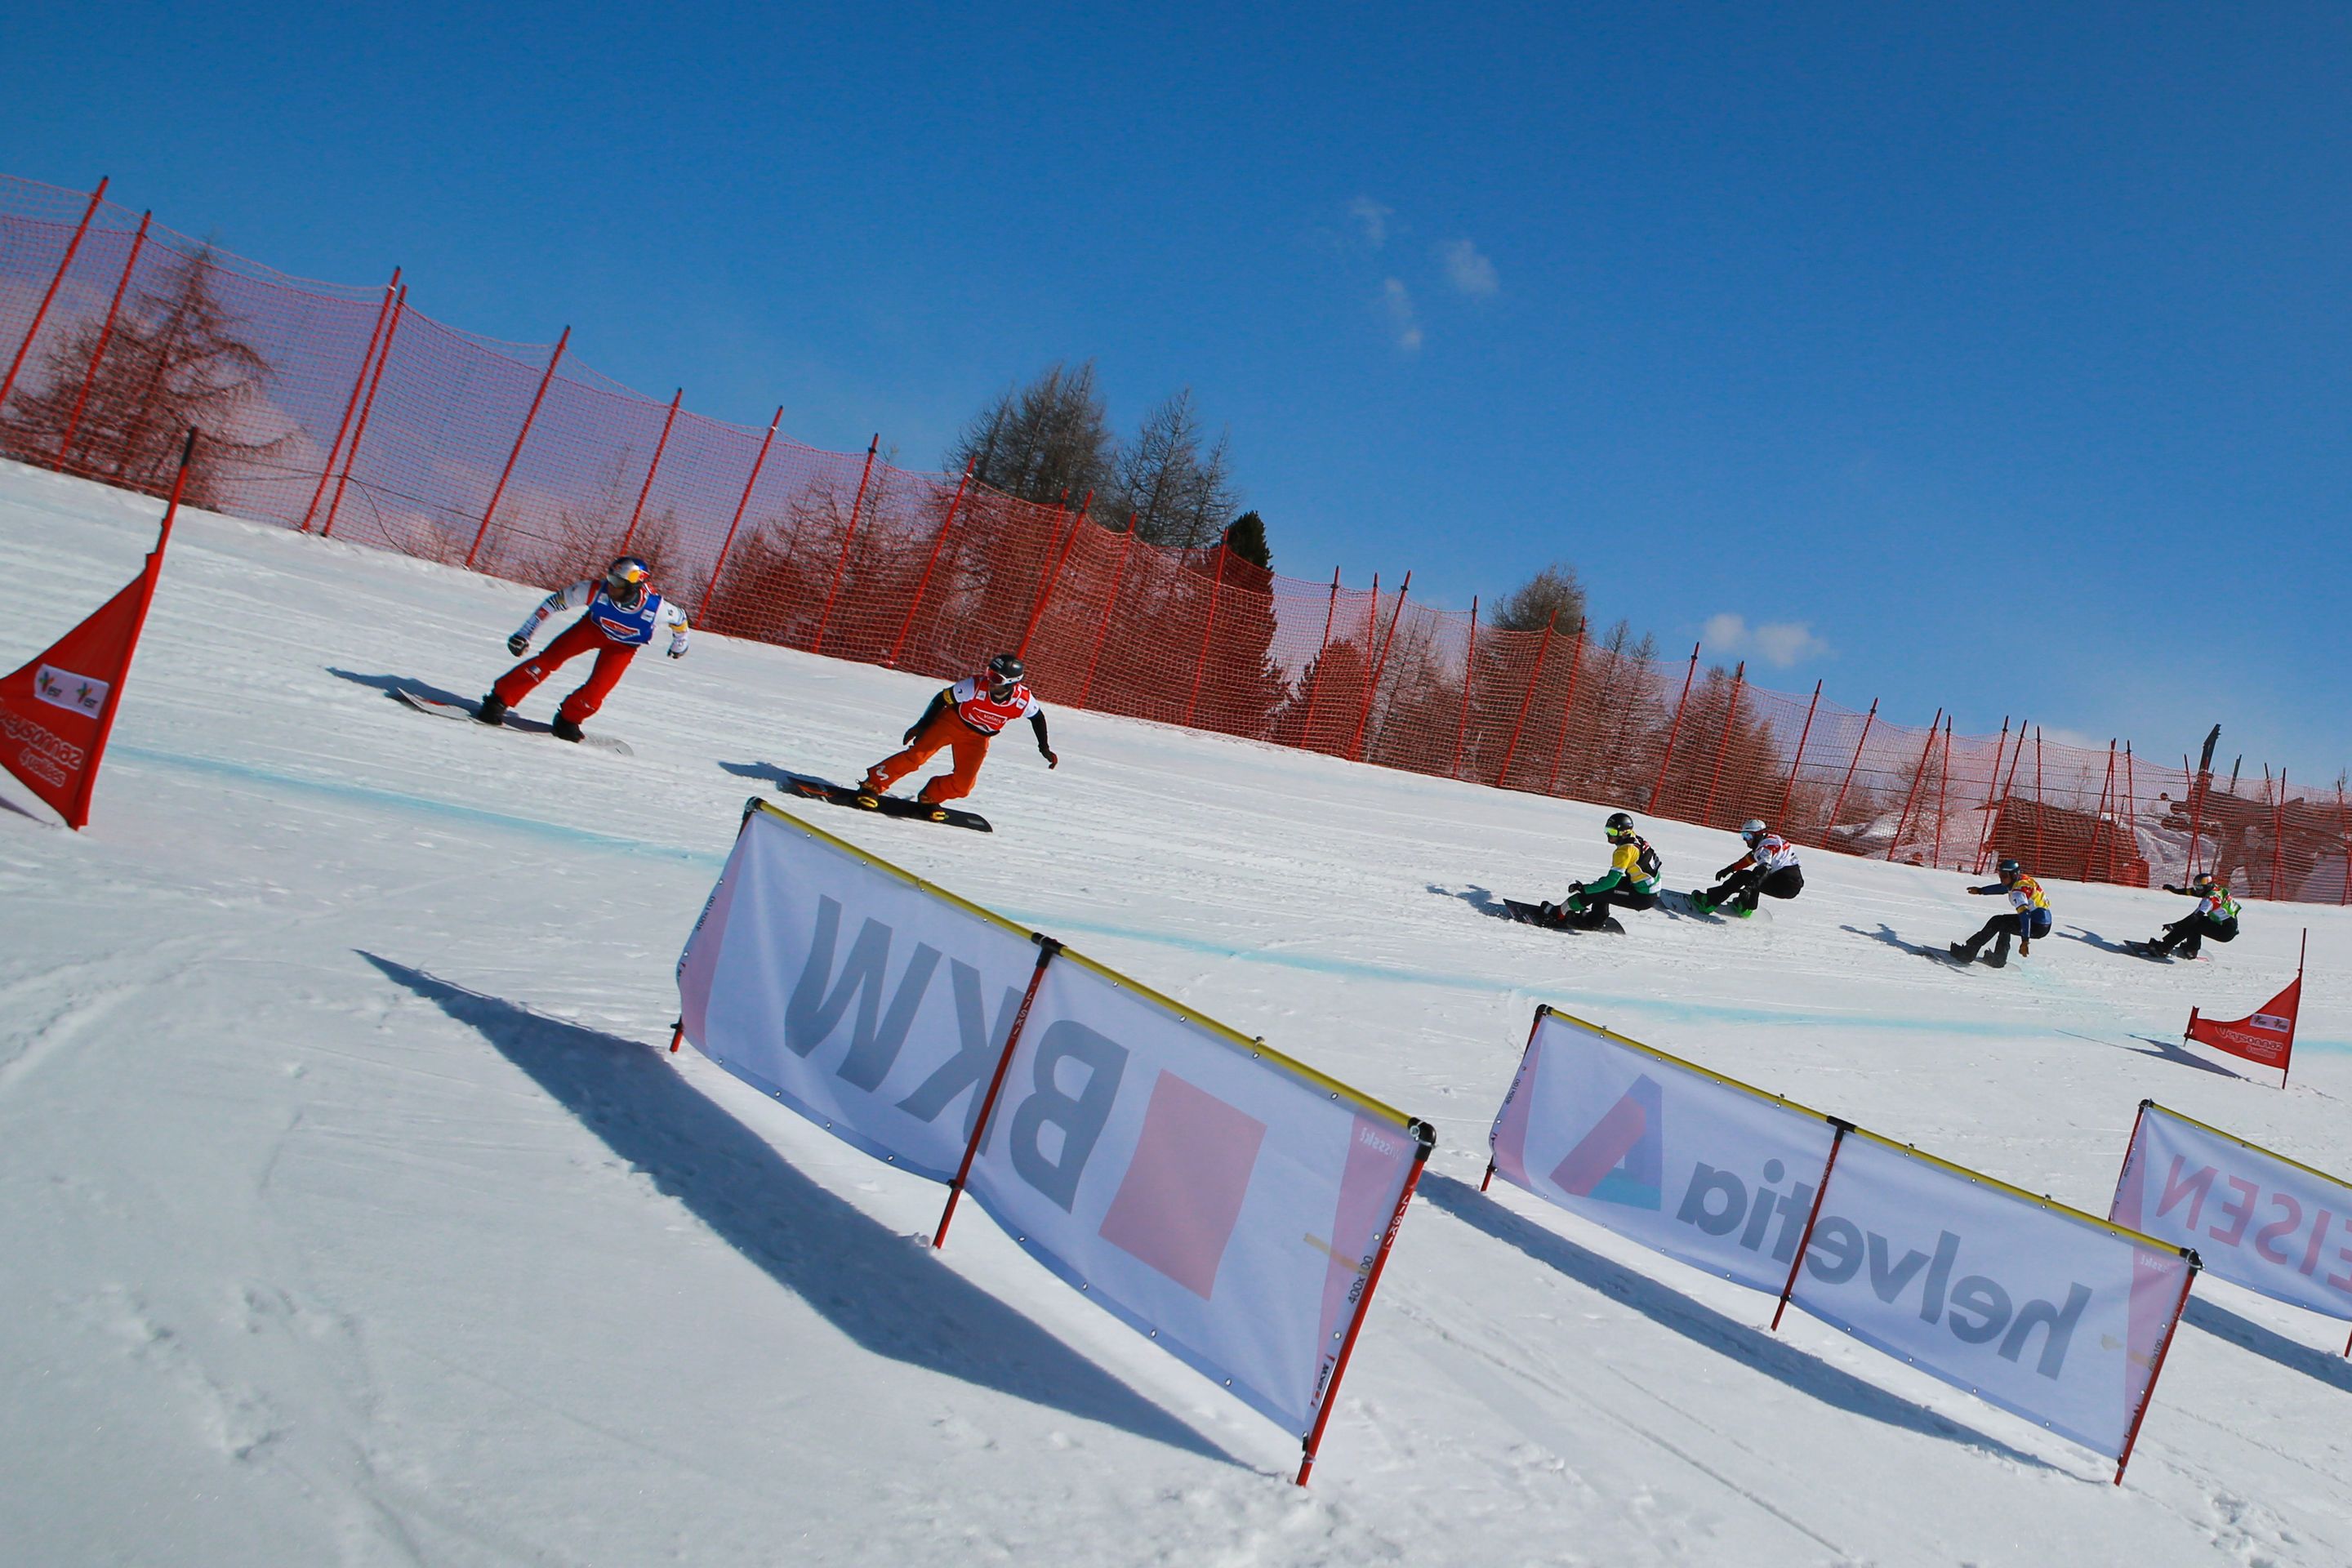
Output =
[
  {"x1": 1702, "y1": 613, "x2": 1829, "y2": 670},
  {"x1": 1348, "y1": 196, "x2": 1393, "y2": 248},
  {"x1": 1441, "y1": 238, "x2": 1499, "y2": 296},
  {"x1": 1383, "y1": 278, "x2": 1423, "y2": 353}
]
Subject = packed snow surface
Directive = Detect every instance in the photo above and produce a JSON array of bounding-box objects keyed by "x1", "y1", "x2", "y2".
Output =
[{"x1": 4, "y1": 460, "x2": 2350, "y2": 1567}]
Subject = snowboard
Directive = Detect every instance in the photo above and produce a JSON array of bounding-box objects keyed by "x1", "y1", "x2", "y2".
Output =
[
  {"x1": 1502, "y1": 899, "x2": 1624, "y2": 935},
  {"x1": 393, "y1": 689, "x2": 634, "y2": 755},
  {"x1": 2126, "y1": 940, "x2": 2176, "y2": 962},
  {"x1": 776, "y1": 770, "x2": 993, "y2": 833}
]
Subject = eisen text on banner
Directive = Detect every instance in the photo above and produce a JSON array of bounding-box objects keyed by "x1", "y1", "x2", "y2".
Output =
[
  {"x1": 961, "y1": 950, "x2": 1427, "y2": 1438},
  {"x1": 1487, "y1": 1008, "x2": 1841, "y2": 1295},
  {"x1": 2113, "y1": 1102, "x2": 2352, "y2": 1323},
  {"x1": 675, "y1": 803, "x2": 1044, "y2": 1180},
  {"x1": 1788, "y1": 1131, "x2": 2195, "y2": 1461}
]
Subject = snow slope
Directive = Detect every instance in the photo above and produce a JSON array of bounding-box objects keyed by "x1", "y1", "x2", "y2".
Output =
[{"x1": 3, "y1": 458, "x2": 2349, "y2": 1567}]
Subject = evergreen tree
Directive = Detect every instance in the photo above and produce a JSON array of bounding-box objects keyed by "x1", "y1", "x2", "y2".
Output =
[
  {"x1": 0, "y1": 244, "x2": 288, "y2": 510},
  {"x1": 1106, "y1": 388, "x2": 1239, "y2": 551},
  {"x1": 947, "y1": 361, "x2": 1114, "y2": 507},
  {"x1": 1223, "y1": 510, "x2": 1271, "y2": 568},
  {"x1": 1490, "y1": 561, "x2": 1587, "y2": 634}
]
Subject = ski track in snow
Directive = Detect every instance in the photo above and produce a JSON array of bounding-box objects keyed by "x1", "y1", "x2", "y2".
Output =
[{"x1": 4, "y1": 459, "x2": 2352, "y2": 1566}]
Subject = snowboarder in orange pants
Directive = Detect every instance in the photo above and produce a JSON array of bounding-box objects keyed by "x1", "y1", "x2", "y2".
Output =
[{"x1": 864, "y1": 653, "x2": 1057, "y2": 804}]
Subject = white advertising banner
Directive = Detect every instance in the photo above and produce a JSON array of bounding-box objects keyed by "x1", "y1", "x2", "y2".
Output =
[
  {"x1": 963, "y1": 951, "x2": 1427, "y2": 1437},
  {"x1": 675, "y1": 803, "x2": 1046, "y2": 1182},
  {"x1": 2111, "y1": 1102, "x2": 2352, "y2": 1323},
  {"x1": 1486, "y1": 1009, "x2": 1841, "y2": 1296},
  {"x1": 1789, "y1": 1131, "x2": 2195, "y2": 1460}
]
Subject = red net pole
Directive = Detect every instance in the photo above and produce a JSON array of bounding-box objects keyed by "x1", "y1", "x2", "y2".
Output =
[
  {"x1": 1182, "y1": 544, "x2": 1227, "y2": 727},
  {"x1": 617, "y1": 387, "x2": 682, "y2": 555},
  {"x1": 300, "y1": 265, "x2": 399, "y2": 532},
  {"x1": 1824, "y1": 698, "x2": 1878, "y2": 849},
  {"x1": 53, "y1": 210, "x2": 149, "y2": 472},
  {"x1": 1931, "y1": 719, "x2": 1953, "y2": 869},
  {"x1": 2083, "y1": 742, "x2": 2117, "y2": 880},
  {"x1": 809, "y1": 434, "x2": 880, "y2": 654},
  {"x1": 1349, "y1": 571, "x2": 1410, "y2": 762},
  {"x1": 2270, "y1": 768, "x2": 2287, "y2": 900},
  {"x1": 2339, "y1": 782, "x2": 2350, "y2": 906},
  {"x1": 1546, "y1": 619, "x2": 1588, "y2": 796},
  {"x1": 1295, "y1": 565, "x2": 1342, "y2": 747},
  {"x1": 466, "y1": 326, "x2": 569, "y2": 570},
  {"x1": 0, "y1": 176, "x2": 107, "y2": 416},
  {"x1": 2033, "y1": 727, "x2": 2046, "y2": 871},
  {"x1": 1886, "y1": 708, "x2": 1943, "y2": 861},
  {"x1": 2185, "y1": 754, "x2": 2211, "y2": 879},
  {"x1": 1494, "y1": 611, "x2": 1554, "y2": 789},
  {"x1": 1076, "y1": 521, "x2": 1137, "y2": 709},
  {"x1": 1014, "y1": 491, "x2": 1089, "y2": 661},
  {"x1": 1774, "y1": 679, "x2": 1823, "y2": 831},
  {"x1": 698, "y1": 406, "x2": 781, "y2": 625},
  {"x1": 884, "y1": 453, "x2": 971, "y2": 666},
  {"x1": 1450, "y1": 596, "x2": 1478, "y2": 777},
  {"x1": 320, "y1": 286, "x2": 406, "y2": 541},
  {"x1": 2123, "y1": 742, "x2": 2139, "y2": 884},
  {"x1": 1699, "y1": 661, "x2": 1746, "y2": 826},
  {"x1": 1972, "y1": 719, "x2": 2011, "y2": 872},
  {"x1": 1644, "y1": 644, "x2": 1702, "y2": 814}
]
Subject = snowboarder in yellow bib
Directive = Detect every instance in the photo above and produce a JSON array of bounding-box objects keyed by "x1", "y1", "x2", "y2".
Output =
[
  {"x1": 1950, "y1": 858, "x2": 2051, "y2": 968},
  {"x1": 1540, "y1": 812, "x2": 1663, "y2": 930}
]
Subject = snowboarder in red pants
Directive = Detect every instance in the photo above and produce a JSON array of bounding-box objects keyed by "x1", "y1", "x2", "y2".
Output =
[
  {"x1": 863, "y1": 653, "x2": 1057, "y2": 808},
  {"x1": 478, "y1": 556, "x2": 688, "y2": 741}
]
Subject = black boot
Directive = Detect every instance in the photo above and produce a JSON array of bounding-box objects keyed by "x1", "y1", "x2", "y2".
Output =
[
  {"x1": 1984, "y1": 930, "x2": 2011, "y2": 969},
  {"x1": 474, "y1": 693, "x2": 507, "y2": 725},
  {"x1": 1949, "y1": 939, "x2": 1980, "y2": 963},
  {"x1": 550, "y1": 714, "x2": 584, "y2": 743}
]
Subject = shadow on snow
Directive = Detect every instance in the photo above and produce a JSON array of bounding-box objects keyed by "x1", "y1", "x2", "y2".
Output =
[
  {"x1": 2182, "y1": 1294, "x2": 2352, "y2": 1394},
  {"x1": 356, "y1": 951, "x2": 1238, "y2": 1468}
]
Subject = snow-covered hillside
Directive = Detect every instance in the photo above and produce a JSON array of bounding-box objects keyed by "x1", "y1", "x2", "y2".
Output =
[{"x1": 4, "y1": 459, "x2": 2348, "y2": 1567}]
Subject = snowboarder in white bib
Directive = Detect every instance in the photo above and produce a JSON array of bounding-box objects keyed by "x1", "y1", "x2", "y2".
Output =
[
  {"x1": 1542, "y1": 812, "x2": 1663, "y2": 929},
  {"x1": 476, "y1": 556, "x2": 688, "y2": 742},
  {"x1": 1695, "y1": 821, "x2": 1803, "y2": 917}
]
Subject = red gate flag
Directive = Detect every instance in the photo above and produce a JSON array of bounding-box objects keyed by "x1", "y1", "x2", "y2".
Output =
[
  {"x1": 0, "y1": 430, "x2": 194, "y2": 829},
  {"x1": 2185, "y1": 930, "x2": 2305, "y2": 1084}
]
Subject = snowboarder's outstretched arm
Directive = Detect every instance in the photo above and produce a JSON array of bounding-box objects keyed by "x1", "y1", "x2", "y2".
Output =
[
  {"x1": 509, "y1": 581, "x2": 597, "y2": 654},
  {"x1": 1031, "y1": 709, "x2": 1056, "y2": 768}
]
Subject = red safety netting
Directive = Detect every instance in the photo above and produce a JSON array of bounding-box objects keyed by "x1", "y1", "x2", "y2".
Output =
[{"x1": 5, "y1": 172, "x2": 2347, "y2": 902}]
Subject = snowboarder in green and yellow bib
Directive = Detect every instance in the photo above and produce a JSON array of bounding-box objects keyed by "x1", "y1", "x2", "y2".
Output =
[{"x1": 1541, "y1": 812, "x2": 1664, "y2": 930}]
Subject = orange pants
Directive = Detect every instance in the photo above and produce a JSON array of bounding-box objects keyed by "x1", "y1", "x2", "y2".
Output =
[{"x1": 865, "y1": 708, "x2": 992, "y2": 803}]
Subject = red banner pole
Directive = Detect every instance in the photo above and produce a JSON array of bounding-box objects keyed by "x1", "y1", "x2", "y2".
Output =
[
  {"x1": 933, "y1": 938, "x2": 1061, "y2": 1249},
  {"x1": 2286, "y1": 929, "x2": 2305, "y2": 1092},
  {"x1": 320, "y1": 286, "x2": 406, "y2": 541},
  {"x1": 63, "y1": 428, "x2": 196, "y2": 829},
  {"x1": 1076, "y1": 521, "x2": 1137, "y2": 709},
  {"x1": 1824, "y1": 698, "x2": 1878, "y2": 847},
  {"x1": 52, "y1": 210, "x2": 150, "y2": 473},
  {"x1": 1775, "y1": 679, "x2": 1824, "y2": 836},
  {"x1": 1699, "y1": 662, "x2": 1747, "y2": 827},
  {"x1": 301, "y1": 266, "x2": 399, "y2": 532},
  {"x1": 697, "y1": 406, "x2": 781, "y2": 625},
  {"x1": 809, "y1": 434, "x2": 880, "y2": 653},
  {"x1": 1494, "y1": 610, "x2": 1554, "y2": 790},
  {"x1": 466, "y1": 326, "x2": 569, "y2": 570},
  {"x1": 1013, "y1": 492, "x2": 1088, "y2": 661},
  {"x1": 1296, "y1": 1120, "x2": 1432, "y2": 1487},
  {"x1": 1771, "y1": 1119, "x2": 1851, "y2": 1331},
  {"x1": 1643, "y1": 644, "x2": 1702, "y2": 814},
  {"x1": 617, "y1": 387, "x2": 682, "y2": 555},
  {"x1": 884, "y1": 454, "x2": 973, "y2": 666},
  {"x1": 2114, "y1": 1255, "x2": 2201, "y2": 1486},
  {"x1": 1545, "y1": 619, "x2": 1589, "y2": 797},
  {"x1": 1348, "y1": 571, "x2": 1410, "y2": 762},
  {"x1": 1886, "y1": 709, "x2": 1943, "y2": 861},
  {"x1": 0, "y1": 176, "x2": 108, "y2": 416},
  {"x1": 1182, "y1": 544, "x2": 1227, "y2": 727},
  {"x1": 1449, "y1": 596, "x2": 1479, "y2": 777},
  {"x1": 1294, "y1": 565, "x2": 1342, "y2": 748}
]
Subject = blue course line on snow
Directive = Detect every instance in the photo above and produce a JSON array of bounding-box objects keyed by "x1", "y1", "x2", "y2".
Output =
[
  {"x1": 113, "y1": 743, "x2": 2349, "y2": 1053},
  {"x1": 114, "y1": 744, "x2": 728, "y2": 866}
]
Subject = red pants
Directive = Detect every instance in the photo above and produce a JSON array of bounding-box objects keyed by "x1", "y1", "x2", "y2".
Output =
[
  {"x1": 865, "y1": 708, "x2": 992, "y2": 803},
  {"x1": 493, "y1": 617, "x2": 637, "y2": 722}
]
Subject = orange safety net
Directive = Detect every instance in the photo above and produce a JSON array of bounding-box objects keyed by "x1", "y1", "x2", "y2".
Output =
[{"x1": 4, "y1": 172, "x2": 2347, "y2": 904}]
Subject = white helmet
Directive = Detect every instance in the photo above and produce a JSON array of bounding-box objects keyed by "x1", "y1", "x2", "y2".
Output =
[{"x1": 1739, "y1": 819, "x2": 1767, "y2": 845}]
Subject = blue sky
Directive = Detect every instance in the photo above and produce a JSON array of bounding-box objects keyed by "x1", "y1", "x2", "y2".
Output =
[{"x1": 4, "y1": 3, "x2": 2347, "y2": 782}]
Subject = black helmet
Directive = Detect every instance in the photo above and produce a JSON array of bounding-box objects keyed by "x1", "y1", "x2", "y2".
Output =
[
  {"x1": 604, "y1": 555, "x2": 650, "y2": 610},
  {"x1": 1996, "y1": 858, "x2": 2021, "y2": 879},
  {"x1": 985, "y1": 653, "x2": 1024, "y2": 697},
  {"x1": 1605, "y1": 811, "x2": 1636, "y2": 841},
  {"x1": 2191, "y1": 871, "x2": 2216, "y2": 892}
]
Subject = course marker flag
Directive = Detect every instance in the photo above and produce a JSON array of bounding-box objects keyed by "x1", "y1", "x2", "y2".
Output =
[
  {"x1": 1486, "y1": 1006, "x2": 2199, "y2": 1481},
  {"x1": 2185, "y1": 931, "x2": 2305, "y2": 1085},
  {"x1": 675, "y1": 800, "x2": 1432, "y2": 1483},
  {"x1": 2113, "y1": 1100, "x2": 2352, "y2": 1354},
  {"x1": 0, "y1": 429, "x2": 194, "y2": 828}
]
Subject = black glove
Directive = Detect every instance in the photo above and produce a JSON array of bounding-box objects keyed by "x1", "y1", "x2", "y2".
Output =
[
  {"x1": 903, "y1": 724, "x2": 921, "y2": 744},
  {"x1": 1568, "y1": 880, "x2": 1586, "y2": 894},
  {"x1": 1967, "y1": 886, "x2": 1990, "y2": 895},
  {"x1": 506, "y1": 632, "x2": 530, "y2": 657},
  {"x1": 1040, "y1": 746, "x2": 1058, "y2": 768},
  {"x1": 1715, "y1": 863, "x2": 1738, "y2": 880}
]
